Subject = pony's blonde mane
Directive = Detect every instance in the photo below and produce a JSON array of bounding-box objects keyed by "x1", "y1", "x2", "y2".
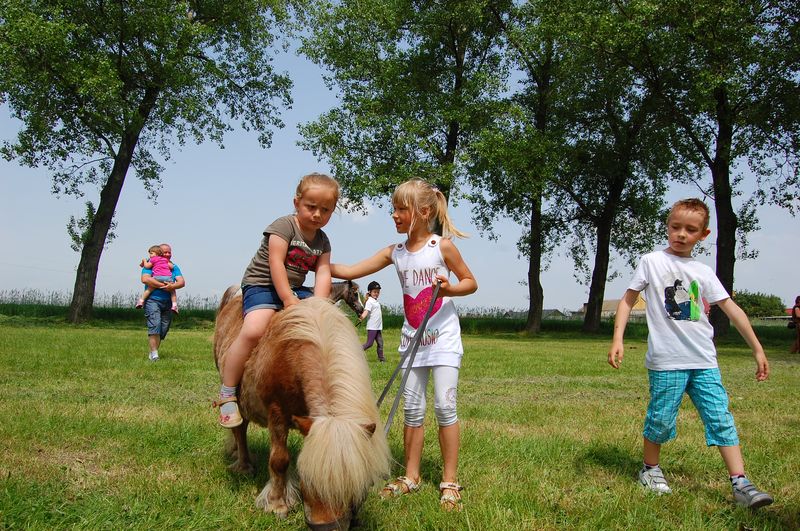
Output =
[{"x1": 270, "y1": 297, "x2": 391, "y2": 511}]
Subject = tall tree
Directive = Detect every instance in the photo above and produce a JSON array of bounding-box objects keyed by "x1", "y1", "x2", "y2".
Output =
[
  {"x1": 547, "y1": 3, "x2": 677, "y2": 332},
  {"x1": 468, "y1": 0, "x2": 563, "y2": 333},
  {"x1": 468, "y1": 92, "x2": 559, "y2": 332},
  {"x1": 553, "y1": 81, "x2": 670, "y2": 333},
  {"x1": 472, "y1": 0, "x2": 672, "y2": 332},
  {"x1": 0, "y1": 0, "x2": 294, "y2": 322},
  {"x1": 471, "y1": 1, "x2": 568, "y2": 333},
  {"x1": 609, "y1": 0, "x2": 800, "y2": 335},
  {"x1": 298, "y1": 0, "x2": 510, "y2": 205}
]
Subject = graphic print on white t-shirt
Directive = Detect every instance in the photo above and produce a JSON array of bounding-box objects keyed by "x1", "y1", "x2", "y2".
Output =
[{"x1": 661, "y1": 274, "x2": 702, "y2": 322}]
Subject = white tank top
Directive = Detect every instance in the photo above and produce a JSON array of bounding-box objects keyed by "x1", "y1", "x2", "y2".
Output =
[{"x1": 391, "y1": 235, "x2": 463, "y2": 368}]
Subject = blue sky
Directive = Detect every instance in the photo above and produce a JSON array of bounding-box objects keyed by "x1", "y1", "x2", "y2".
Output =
[{"x1": 1, "y1": 48, "x2": 797, "y2": 313}]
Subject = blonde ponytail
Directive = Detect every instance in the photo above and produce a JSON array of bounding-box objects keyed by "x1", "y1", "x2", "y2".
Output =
[{"x1": 392, "y1": 179, "x2": 468, "y2": 239}]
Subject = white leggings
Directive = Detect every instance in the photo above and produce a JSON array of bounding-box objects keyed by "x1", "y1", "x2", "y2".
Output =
[{"x1": 402, "y1": 365, "x2": 460, "y2": 427}]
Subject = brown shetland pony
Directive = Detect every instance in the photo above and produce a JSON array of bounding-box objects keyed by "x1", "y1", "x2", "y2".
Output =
[
  {"x1": 214, "y1": 289, "x2": 390, "y2": 530},
  {"x1": 329, "y1": 280, "x2": 365, "y2": 317}
]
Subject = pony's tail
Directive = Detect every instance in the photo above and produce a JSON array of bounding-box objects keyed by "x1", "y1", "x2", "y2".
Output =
[{"x1": 297, "y1": 416, "x2": 391, "y2": 511}]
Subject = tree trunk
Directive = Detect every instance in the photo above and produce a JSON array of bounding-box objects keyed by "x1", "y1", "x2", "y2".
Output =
[
  {"x1": 523, "y1": 50, "x2": 552, "y2": 334},
  {"x1": 582, "y1": 216, "x2": 613, "y2": 333},
  {"x1": 525, "y1": 193, "x2": 544, "y2": 333},
  {"x1": 709, "y1": 85, "x2": 735, "y2": 337},
  {"x1": 709, "y1": 164, "x2": 736, "y2": 337},
  {"x1": 67, "y1": 139, "x2": 137, "y2": 322},
  {"x1": 67, "y1": 89, "x2": 159, "y2": 323},
  {"x1": 582, "y1": 166, "x2": 629, "y2": 333}
]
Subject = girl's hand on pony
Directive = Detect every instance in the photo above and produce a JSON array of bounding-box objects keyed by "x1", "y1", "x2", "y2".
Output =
[{"x1": 283, "y1": 295, "x2": 301, "y2": 308}]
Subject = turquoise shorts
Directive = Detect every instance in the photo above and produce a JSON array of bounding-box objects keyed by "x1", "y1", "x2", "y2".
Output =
[{"x1": 643, "y1": 368, "x2": 739, "y2": 447}]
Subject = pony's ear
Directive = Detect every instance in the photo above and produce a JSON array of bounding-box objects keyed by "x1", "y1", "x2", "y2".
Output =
[
  {"x1": 293, "y1": 415, "x2": 314, "y2": 436},
  {"x1": 361, "y1": 422, "x2": 376, "y2": 437}
]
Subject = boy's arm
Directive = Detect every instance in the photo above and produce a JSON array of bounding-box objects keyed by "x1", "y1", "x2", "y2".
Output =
[
  {"x1": 313, "y1": 252, "x2": 332, "y2": 299},
  {"x1": 608, "y1": 289, "x2": 640, "y2": 369},
  {"x1": 330, "y1": 245, "x2": 394, "y2": 280},
  {"x1": 716, "y1": 298, "x2": 769, "y2": 381}
]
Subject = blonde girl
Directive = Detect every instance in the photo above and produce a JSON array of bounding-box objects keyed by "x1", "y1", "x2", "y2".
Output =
[
  {"x1": 216, "y1": 173, "x2": 339, "y2": 428},
  {"x1": 330, "y1": 178, "x2": 477, "y2": 511}
]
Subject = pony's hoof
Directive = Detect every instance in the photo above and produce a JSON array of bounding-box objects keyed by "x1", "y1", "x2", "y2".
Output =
[
  {"x1": 255, "y1": 494, "x2": 289, "y2": 518},
  {"x1": 228, "y1": 460, "x2": 255, "y2": 476}
]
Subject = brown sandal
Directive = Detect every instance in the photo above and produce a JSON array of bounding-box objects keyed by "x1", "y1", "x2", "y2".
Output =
[
  {"x1": 439, "y1": 481, "x2": 463, "y2": 511},
  {"x1": 380, "y1": 476, "x2": 420, "y2": 499},
  {"x1": 213, "y1": 396, "x2": 243, "y2": 428}
]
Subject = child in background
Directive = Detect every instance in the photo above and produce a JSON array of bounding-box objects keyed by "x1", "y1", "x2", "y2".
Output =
[
  {"x1": 608, "y1": 198, "x2": 773, "y2": 508},
  {"x1": 360, "y1": 281, "x2": 385, "y2": 362},
  {"x1": 215, "y1": 173, "x2": 338, "y2": 428},
  {"x1": 136, "y1": 245, "x2": 177, "y2": 312},
  {"x1": 790, "y1": 295, "x2": 800, "y2": 354},
  {"x1": 331, "y1": 179, "x2": 477, "y2": 511}
]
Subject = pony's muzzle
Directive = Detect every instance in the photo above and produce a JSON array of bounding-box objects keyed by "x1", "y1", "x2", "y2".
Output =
[
  {"x1": 304, "y1": 516, "x2": 350, "y2": 531},
  {"x1": 303, "y1": 502, "x2": 360, "y2": 530}
]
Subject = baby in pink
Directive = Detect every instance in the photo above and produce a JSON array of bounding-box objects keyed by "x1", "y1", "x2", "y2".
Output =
[{"x1": 136, "y1": 245, "x2": 178, "y2": 312}]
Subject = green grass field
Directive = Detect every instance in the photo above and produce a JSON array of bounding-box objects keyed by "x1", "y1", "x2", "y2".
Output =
[{"x1": 0, "y1": 314, "x2": 797, "y2": 530}]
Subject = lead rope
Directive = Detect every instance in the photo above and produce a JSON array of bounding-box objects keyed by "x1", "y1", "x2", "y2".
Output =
[{"x1": 379, "y1": 280, "x2": 442, "y2": 437}]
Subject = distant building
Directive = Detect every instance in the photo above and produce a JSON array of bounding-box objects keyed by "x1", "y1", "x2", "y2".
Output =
[{"x1": 576, "y1": 294, "x2": 647, "y2": 318}]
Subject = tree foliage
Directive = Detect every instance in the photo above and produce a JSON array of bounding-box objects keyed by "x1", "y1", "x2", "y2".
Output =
[
  {"x1": 548, "y1": 3, "x2": 681, "y2": 331},
  {"x1": 0, "y1": 0, "x2": 295, "y2": 321},
  {"x1": 67, "y1": 201, "x2": 116, "y2": 253},
  {"x1": 467, "y1": 96, "x2": 558, "y2": 332},
  {"x1": 298, "y1": 0, "x2": 510, "y2": 205},
  {"x1": 469, "y1": 1, "x2": 676, "y2": 332},
  {"x1": 298, "y1": 0, "x2": 797, "y2": 336},
  {"x1": 466, "y1": 1, "x2": 576, "y2": 333},
  {"x1": 732, "y1": 290, "x2": 786, "y2": 318},
  {"x1": 598, "y1": 0, "x2": 800, "y2": 335}
]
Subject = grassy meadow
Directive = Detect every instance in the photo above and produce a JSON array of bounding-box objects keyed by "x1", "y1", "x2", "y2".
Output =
[{"x1": 0, "y1": 310, "x2": 798, "y2": 530}]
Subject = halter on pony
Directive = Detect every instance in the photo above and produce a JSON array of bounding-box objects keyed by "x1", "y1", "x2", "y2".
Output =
[{"x1": 330, "y1": 280, "x2": 365, "y2": 322}]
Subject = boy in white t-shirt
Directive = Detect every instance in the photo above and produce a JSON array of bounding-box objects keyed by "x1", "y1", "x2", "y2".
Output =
[
  {"x1": 359, "y1": 281, "x2": 385, "y2": 362},
  {"x1": 608, "y1": 198, "x2": 773, "y2": 509}
]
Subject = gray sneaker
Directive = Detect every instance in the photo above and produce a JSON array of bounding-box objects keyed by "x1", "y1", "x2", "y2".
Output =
[
  {"x1": 149, "y1": 352, "x2": 159, "y2": 362},
  {"x1": 732, "y1": 478, "x2": 773, "y2": 508},
  {"x1": 639, "y1": 466, "x2": 672, "y2": 494}
]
